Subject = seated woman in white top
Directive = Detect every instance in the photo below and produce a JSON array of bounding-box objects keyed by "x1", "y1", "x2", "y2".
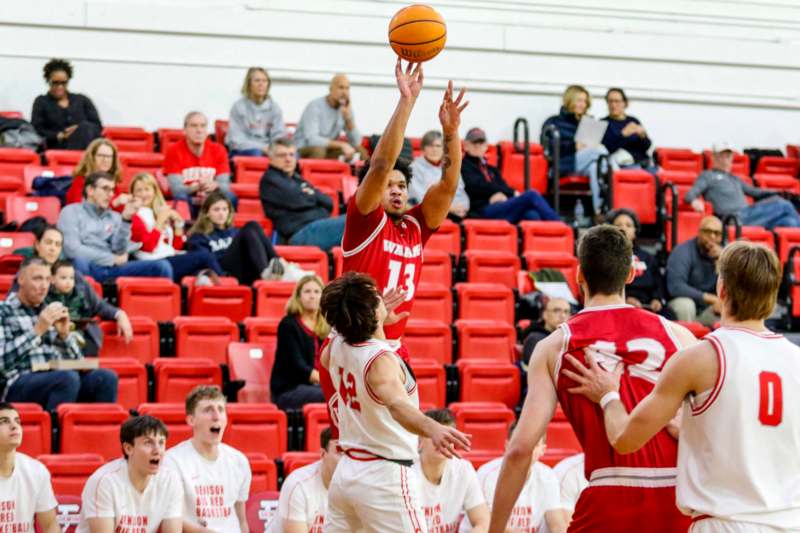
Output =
[{"x1": 409, "y1": 130, "x2": 470, "y2": 221}]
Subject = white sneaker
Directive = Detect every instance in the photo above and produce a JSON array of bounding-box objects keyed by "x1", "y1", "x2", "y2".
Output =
[{"x1": 281, "y1": 262, "x2": 313, "y2": 282}]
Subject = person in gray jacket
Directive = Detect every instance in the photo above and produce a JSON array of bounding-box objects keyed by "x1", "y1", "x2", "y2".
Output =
[
  {"x1": 293, "y1": 73, "x2": 368, "y2": 162},
  {"x1": 226, "y1": 67, "x2": 288, "y2": 157},
  {"x1": 409, "y1": 130, "x2": 470, "y2": 221},
  {"x1": 666, "y1": 215, "x2": 722, "y2": 326},
  {"x1": 57, "y1": 171, "x2": 172, "y2": 282}
]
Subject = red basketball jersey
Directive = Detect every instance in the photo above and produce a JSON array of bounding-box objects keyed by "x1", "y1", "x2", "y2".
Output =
[
  {"x1": 341, "y1": 197, "x2": 435, "y2": 340},
  {"x1": 555, "y1": 305, "x2": 682, "y2": 478}
]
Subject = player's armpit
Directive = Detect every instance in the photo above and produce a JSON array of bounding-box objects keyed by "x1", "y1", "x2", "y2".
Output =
[
  {"x1": 465, "y1": 502, "x2": 490, "y2": 533},
  {"x1": 87, "y1": 517, "x2": 115, "y2": 533},
  {"x1": 35, "y1": 509, "x2": 60, "y2": 533}
]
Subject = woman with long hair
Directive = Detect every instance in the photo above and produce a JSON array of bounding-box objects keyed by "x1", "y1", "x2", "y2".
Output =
[
  {"x1": 226, "y1": 67, "x2": 288, "y2": 156},
  {"x1": 129, "y1": 172, "x2": 222, "y2": 282},
  {"x1": 65, "y1": 137, "x2": 128, "y2": 209},
  {"x1": 270, "y1": 274, "x2": 329, "y2": 410}
]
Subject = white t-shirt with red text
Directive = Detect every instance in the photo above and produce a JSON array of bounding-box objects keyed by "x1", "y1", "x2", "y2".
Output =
[
  {"x1": 413, "y1": 457, "x2": 485, "y2": 533},
  {"x1": 164, "y1": 440, "x2": 251, "y2": 532},
  {"x1": 268, "y1": 461, "x2": 327, "y2": 533},
  {"x1": 0, "y1": 452, "x2": 58, "y2": 531},
  {"x1": 77, "y1": 458, "x2": 183, "y2": 533}
]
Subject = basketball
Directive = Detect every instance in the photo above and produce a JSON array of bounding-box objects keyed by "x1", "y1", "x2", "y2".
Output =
[{"x1": 388, "y1": 4, "x2": 447, "y2": 63}]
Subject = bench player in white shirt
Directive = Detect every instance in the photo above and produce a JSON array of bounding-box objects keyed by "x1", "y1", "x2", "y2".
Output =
[
  {"x1": 0, "y1": 402, "x2": 59, "y2": 532},
  {"x1": 414, "y1": 409, "x2": 488, "y2": 533},
  {"x1": 566, "y1": 241, "x2": 800, "y2": 532},
  {"x1": 78, "y1": 415, "x2": 182, "y2": 533},
  {"x1": 319, "y1": 272, "x2": 471, "y2": 533},
  {"x1": 164, "y1": 385, "x2": 251, "y2": 533},
  {"x1": 550, "y1": 453, "x2": 587, "y2": 527}
]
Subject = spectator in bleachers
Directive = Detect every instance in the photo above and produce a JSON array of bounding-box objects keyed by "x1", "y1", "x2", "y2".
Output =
[
  {"x1": 129, "y1": 172, "x2": 223, "y2": 283},
  {"x1": 0, "y1": 256, "x2": 118, "y2": 411},
  {"x1": 164, "y1": 111, "x2": 237, "y2": 217},
  {"x1": 609, "y1": 208, "x2": 674, "y2": 319},
  {"x1": 65, "y1": 138, "x2": 129, "y2": 208},
  {"x1": 293, "y1": 73, "x2": 368, "y2": 162},
  {"x1": 541, "y1": 85, "x2": 608, "y2": 220},
  {"x1": 9, "y1": 224, "x2": 133, "y2": 354},
  {"x1": 601, "y1": 88, "x2": 653, "y2": 169},
  {"x1": 268, "y1": 427, "x2": 340, "y2": 532},
  {"x1": 409, "y1": 130, "x2": 470, "y2": 221},
  {"x1": 413, "y1": 408, "x2": 489, "y2": 533},
  {"x1": 31, "y1": 58, "x2": 102, "y2": 150},
  {"x1": 58, "y1": 171, "x2": 173, "y2": 282},
  {"x1": 270, "y1": 274, "x2": 329, "y2": 411},
  {"x1": 666, "y1": 216, "x2": 722, "y2": 326},
  {"x1": 187, "y1": 191, "x2": 291, "y2": 284},
  {"x1": 521, "y1": 296, "x2": 571, "y2": 369},
  {"x1": 259, "y1": 138, "x2": 345, "y2": 250},
  {"x1": 686, "y1": 142, "x2": 800, "y2": 229},
  {"x1": 552, "y1": 453, "x2": 588, "y2": 526},
  {"x1": 462, "y1": 127, "x2": 559, "y2": 222},
  {"x1": 226, "y1": 67, "x2": 288, "y2": 156}
]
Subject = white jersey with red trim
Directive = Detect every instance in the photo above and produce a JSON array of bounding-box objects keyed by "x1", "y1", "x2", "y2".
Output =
[
  {"x1": 677, "y1": 327, "x2": 800, "y2": 527},
  {"x1": 329, "y1": 333, "x2": 419, "y2": 461}
]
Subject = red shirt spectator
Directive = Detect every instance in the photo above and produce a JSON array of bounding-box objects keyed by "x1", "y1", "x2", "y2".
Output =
[{"x1": 163, "y1": 137, "x2": 230, "y2": 176}]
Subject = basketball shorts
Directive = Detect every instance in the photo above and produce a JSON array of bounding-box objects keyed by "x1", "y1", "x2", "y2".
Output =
[{"x1": 569, "y1": 485, "x2": 691, "y2": 533}]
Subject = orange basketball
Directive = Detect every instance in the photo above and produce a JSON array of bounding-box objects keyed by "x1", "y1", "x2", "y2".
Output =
[{"x1": 388, "y1": 4, "x2": 447, "y2": 63}]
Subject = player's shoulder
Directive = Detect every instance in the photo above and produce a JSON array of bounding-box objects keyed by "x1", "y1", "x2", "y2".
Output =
[
  {"x1": 476, "y1": 456, "x2": 503, "y2": 478},
  {"x1": 15, "y1": 452, "x2": 50, "y2": 478},
  {"x1": 449, "y1": 456, "x2": 479, "y2": 478},
  {"x1": 87, "y1": 457, "x2": 126, "y2": 486},
  {"x1": 282, "y1": 461, "x2": 322, "y2": 491},
  {"x1": 218, "y1": 442, "x2": 251, "y2": 466}
]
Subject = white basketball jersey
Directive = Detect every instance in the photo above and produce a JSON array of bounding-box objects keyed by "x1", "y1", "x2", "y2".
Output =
[
  {"x1": 329, "y1": 334, "x2": 419, "y2": 461},
  {"x1": 677, "y1": 327, "x2": 800, "y2": 528}
]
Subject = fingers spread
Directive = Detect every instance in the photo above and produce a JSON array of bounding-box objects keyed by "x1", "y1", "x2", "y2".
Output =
[
  {"x1": 561, "y1": 368, "x2": 586, "y2": 384},
  {"x1": 457, "y1": 100, "x2": 469, "y2": 112},
  {"x1": 564, "y1": 353, "x2": 590, "y2": 376}
]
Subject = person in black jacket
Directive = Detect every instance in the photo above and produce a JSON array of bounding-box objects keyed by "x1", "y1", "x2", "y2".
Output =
[
  {"x1": 461, "y1": 128, "x2": 559, "y2": 222},
  {"x1": 270, "y1": 274, "x2": 329, "y2": 410},
  {"x1": 31, "y1": 59, "x2": 102, "y2": 150},
  {"x1": 608, "y1": 208, "x2": 675, "y2": 319},
  {"x1": 601, "y1": 88, "x2": 653, "y2": 169},
  {"x1": 259, "y1": 138, "x2": 345, "y2": 250}
]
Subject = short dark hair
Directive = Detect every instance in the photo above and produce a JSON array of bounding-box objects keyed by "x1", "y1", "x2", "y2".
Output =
[
  {"x1": 577, "y1": 225, "x2": 633, "y2": 296},
  {"x1": 185, "y1": 385, "x2": 225, "y2": 415},
  {"x1": 43, "y1": 58, "x2": 73, "y2": 81},
  {"x1": 605, "y1": 87, "x2": 628, "y2": 103},
  {"x1": 425, "y1": 408, "x2": 455, "y2": 427},
  {"x1": 358, "y1": 157, "x2": 413, "y2": 186},
  {"x1": 607, "y1": 208, "x2": 640, "y2": 235},
  {"x1": 51, "y1": 259, "x2": 74, "y2": 276},
  {"x1": 421, "y1": 130, "x2": 442, "y2": 149},
  {"x1": 120, "y1": 415, "x2": 168, "y2": 460},
  {"x1": 320, "y1": 272, "x2": 381, "y2": 345},
  {"x1": 269, "y1": 137, "x2": 295, "y2": 153},
  {"x1": 20, "y1": 256, "x2": 49, "y2": 272},
  {"x1": 320, "y1": 426, "x2": 333, "y2": 451},
  {"x1": 33, "y1": 223, "x2": 62, "y2": 242},
  {"x1": 84, "y1": 171, "x2": 115, "y2": 196},
  {"x1": 0, "y1": 402, "x2": 17, "y2": 414}
]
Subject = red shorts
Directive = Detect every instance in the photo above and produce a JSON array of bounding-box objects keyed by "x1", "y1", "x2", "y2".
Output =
[{"x1": 569, "y1": 486, "x2": 691, "y2": 533}]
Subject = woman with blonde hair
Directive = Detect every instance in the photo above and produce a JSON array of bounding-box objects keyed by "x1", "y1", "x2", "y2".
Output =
[
  {"x1": 541, "y1": 84, "x2": 609, "y2": 220},
  {"x1": 226, "y1": 67, "x2": 288, "y2": 156},
  {"x1": 270, "y1": 274, "x2": 329, "y2": 410},
  {"x1": 129, "y1": 172, "x2": 222, "y2": 282},
  {"x1": 65, "y1": 137, "x2": 129, "y2": 208}
]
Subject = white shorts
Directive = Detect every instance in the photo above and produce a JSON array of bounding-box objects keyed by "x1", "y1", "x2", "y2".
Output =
[
  {"x1": 324, "y1": 456, "x2": 427, "y2": 533},
  {"x1": 691, "y1": 518, "x2": 790, "y2": 533}
]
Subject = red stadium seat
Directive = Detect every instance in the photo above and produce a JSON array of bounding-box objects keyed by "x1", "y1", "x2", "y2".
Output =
[
  {"x1": 275, "y1": 246, "x2": 329, "y2": 281},
  {"x1": 424, "y1": 218, "x2": 461, "y2": 256},
  {"x1": 411, "y1": 359, "x2": 446, "y2": 408},
  {"x1": 118, "y1": 152, "x2": 164, "y2": 191},
  {"x1": 755, "y1": 156, "x2": 799, "y2": 176},
  {"x1": 0, "y1": 176, "x2": 24, "y2": 212},
  {"x1": 0, "y1": 274, "x2": 14, "y2": 299},
  {"x1": 181, "y1": 275, "x2": 239, "y2": 298},
  {"x1": 0, "y1": 255, "x2": 22, "y2": 275},
  {"x1": 497, "y1": 141, "x2": 548, "y2": 193},
  {"x1": 233, "y1": 156, "x2": 270, "y2": 184},
  {"x1": 223, "y1": 404, "x2": 287, "y2": 458},
  {"x1": 462, "y1": 219, "x2": 517, "y2": 254},
  {"x1": 102, "y1": 127, "x2": 154, "y2": 153},
  {"x1": 419, "y1": 249, "x2": 452, "y2": 286},
  {"x1": 137, "y1": 403, "x2": 192, "y2": 448},
  {"x1": 0, "y1": 232, "x2": 35, "y2": 256},
  {"x1": 464, "y1": 250, "x2": 521, "y2": 289},
  {"x1": 23, "y1": 164, "x2": 74, "y2": 193},
  {"x1": 215, "y1": 120, "x2": 229, "y2": 146},
  {"x1": 726, "y1": 226, "x2": 775, "y2": 250},
  {"x1": 243, "y1": 318, "x2": 280, "y2": 361},
  {"x1": 775, "y1": 228, "x2": 800, "y2": 263},
  {"x1": 300, "y1": 159, "x2": 350, "y2": 190},
  {"x1": 611, "y1": 169, "x2": 658, "y2": 224},
  {"x1": 303, "y1": 403, "x2": 331, "y2": 451},
  {"x1": 174, "y1": 316, "x2": 239, "y2": 364},
  {"x1": 98, "y1": 317, "x2": 159, "y2": 364},
  {"x1": 403, "y1": 319, "x2": 452, "y2": 365},
  {"x1": 456, "y1": 283, "x2": 514, "y2": 325},
  {"x1": 677, "y1": 321, "x2": 710, "y2": 338},
  {"x1": 664, "y1": 193, "x2": 713, "y2": 252},
  {"x1": 281, "y1": 452, "x2": 320, "y2": 476},
  {"x1": 228, "y1": 342, "x2": 275, "y2": 403},
  {"x1": 157, "y1": 128, "x2": 184, "y2": 153},
  {"x1": 247, "y1": 453, "x2": 278, "y2": 492},
  {"x1": 0, "y1": 111, "x2": 23, "y2": 119},
  {"x1": 98, "y1": 357, "x2": 147, "y2": 410},
  {"x1": 0, "y1": 148, "x2": 39, "y2": 179},
  {"x1": 188, "y1": 285, "x2": 253, "y2": 322},
  {"x1": 547, "y1": 407, "x2": 581, "y2": 453},
  {"x1": 254, "y1": 281, "x2": 295, "y2": 319},
  {"x1": 524, "y1": 252, "x2": 580, "y2": 298},
  {"x1": 38, "y1": 454, "x2": 104, "y2": 497},
  {"x1": 153, "y1": 358, "x2": 222, "y2": 403},
  {"x1": 451, "y1": 402, "x2": 515, "y2": 453},
  {"x1": 455, "y1": 320, "x2": 515, "y2": 362},
  {"x1": 44, "y1": 149, "x2": 82, "y2": 167},
  {"x1": 457, "y1": 360, "x2": 520, "y2": 408},
  {"x1": 12, "y1": 403, "x2": 51, "y2": 456},
  {"x1": 702, "y1": 150, "x2": 750, "y2": 177},
  {"x1": 655, "y1": 148, "x2": 702, "y2": 174},
  {"x1": 57, "y1": 403, "x2": 129, "y2": 461},
  {"x1": 116, "y1": 277, "x2": 180, "y2": 322},
  {"x1": 232, "y1": 198, "x2": 273, "y2": 234},
  {"x1": 4, "y1": 196, "x2": 60, "y2": 225},
  {"x1": 246, "y1": 491, "x2": 280, "y2": 533},
  {"x1": 519, "y1": 221, "x2": 574, "y2": 255},
  {"x1": 753, "y1": 173, "x2": 800, "y2": 194},
  {"x1": 412, "y1": 283, "x2": 453, "y2": 324}
]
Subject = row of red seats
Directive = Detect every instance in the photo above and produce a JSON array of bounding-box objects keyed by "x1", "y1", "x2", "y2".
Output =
[{"x1": 655, "y1": 147, "x2": 800, "y2": 178}]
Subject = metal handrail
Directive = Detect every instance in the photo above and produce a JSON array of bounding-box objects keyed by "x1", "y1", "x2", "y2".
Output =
[
  {"x1": 513, "y1": 117, "x2": 530, "y2": 191},
  {"x1": 542, "y1": 124, "x2": 561, "y2": 213},
  {"x1": 660, "y1": 182, "x2": 678, "y2": 250}
]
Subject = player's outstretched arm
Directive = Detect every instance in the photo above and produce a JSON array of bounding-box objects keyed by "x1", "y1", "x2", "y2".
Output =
[
  {"x1": 367, "y1": 353, "x2": 471, "y2": 457},
  {"x1": 420, "y1": 81, "x2": 469, "y2": 229},
  {"x1": 488, "y1": 332, "x2": 562, "y2": 533},
  {"x1": 355, "y1": 59, "x2": 423, "y2": 215}
]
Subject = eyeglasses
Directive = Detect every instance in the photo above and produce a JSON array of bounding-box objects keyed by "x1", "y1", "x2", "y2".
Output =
[
  {"x1": 49, "y1": 80, "x2": 68, "y2": 86},
  {"x1": 95, "y1": 185, "x2": 115, "y2": 193},
  {"x1": 95, "y1": 153, "x2": 114, "y2": 159}
]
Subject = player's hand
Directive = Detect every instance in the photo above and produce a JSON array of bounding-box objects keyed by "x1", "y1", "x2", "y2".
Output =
[
  {"x1": 562, "y1": 351, "x2": 623, "y2": 403},
  {"x1": 430, "y1": 423, "x2": 471, "y2": 459},
  {"x1": 438, "y1": 80, "x2": 468, "y2": 136},
  {"x1": 395, "y1": 58, "x2": 423, "y2": 99},
  {"x1": 383, "y1": 287, "x2": 411, "y2": 326}
]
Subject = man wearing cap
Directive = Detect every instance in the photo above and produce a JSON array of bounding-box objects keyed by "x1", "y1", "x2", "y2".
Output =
[
  {"x1": 685, "y1": 142, "x2": 800, "y2": 229},
  {"x1": 462, "y1": 127, "x2": 560, "y2": 222}
]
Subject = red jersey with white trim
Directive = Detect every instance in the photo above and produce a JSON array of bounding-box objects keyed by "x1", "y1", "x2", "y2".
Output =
[
  {"x1": 554, "y1": 305, "x2": 683, "y2": 478},
  {"x1": 342, "y1": 198, "x2": 435, "y2": 340}
]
